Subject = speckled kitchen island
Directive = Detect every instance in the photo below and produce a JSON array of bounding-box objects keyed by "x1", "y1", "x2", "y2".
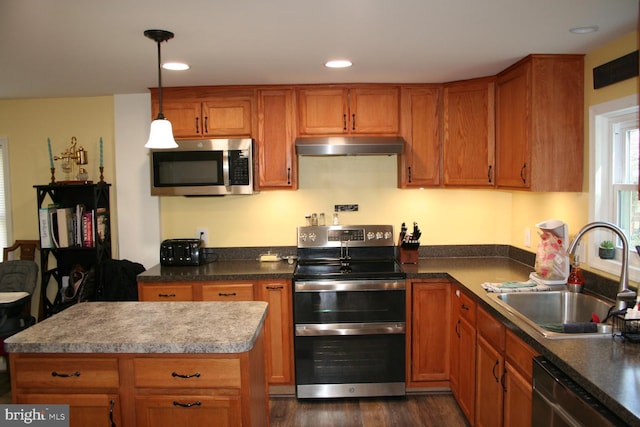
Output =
[{"x1": 5, "y1": 301, "x2": 269, "y2": 427}]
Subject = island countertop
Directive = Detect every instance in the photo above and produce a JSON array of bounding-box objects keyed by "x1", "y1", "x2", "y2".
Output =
[{"x1": 5, "y1": 301, "x2": 268, "y2": 354}]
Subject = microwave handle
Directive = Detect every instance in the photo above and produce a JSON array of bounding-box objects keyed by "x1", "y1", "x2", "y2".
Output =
[{"x1": 223, "y1": 150, "x2": 230, "y2": 187}]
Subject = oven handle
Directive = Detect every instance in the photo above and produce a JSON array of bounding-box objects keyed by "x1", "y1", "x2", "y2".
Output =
[
  {"x1": 294, "y1": 280, "x2": 405, "y2": 292},
  {"x1": 295, "y1": 322, "x2": 405, "y2": 336}
]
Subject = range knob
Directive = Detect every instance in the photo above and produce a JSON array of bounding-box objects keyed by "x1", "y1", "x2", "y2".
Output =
[
  {"x1": 376, "y1": 231, "x2": 384, "y2": 239},
  {"x1": 299, "y1": 233, "x2": 307, "y2": 242},
  {"x1": 308, "y1": 232, "x2": 317, "y2": 242},
  {"x1": 367, "y1": 232, "x2": 375, "y2": 240},
  {"x1": 384, "y1": 231, "x2": 393, "y2": 240}
]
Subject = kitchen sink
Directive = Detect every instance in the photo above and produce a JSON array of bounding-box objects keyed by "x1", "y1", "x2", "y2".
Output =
[{"x1": 488, "y1": 291, "x2": 616, "y2": 339}]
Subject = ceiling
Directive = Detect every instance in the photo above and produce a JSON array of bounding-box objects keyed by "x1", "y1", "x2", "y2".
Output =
[{"x1": 1, "y1": 0, "x2": 637, "y2": 99}]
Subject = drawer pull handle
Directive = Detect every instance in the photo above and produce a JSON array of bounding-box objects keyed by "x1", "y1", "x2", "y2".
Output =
[
  {"x1": 492, "y1": 360, "x2": 500, "y2": 382},
  {"x1": 218, "y1": 292, "x2": 237, "y2": 297},
  {"x1": 461, "y1": 303, "x2": 470, "y2": 311},
  {"x1": 266, "y1": 286, "x2": 284, "y2": 290},
  {"x1": 52, "y1": 371, "x2": 81, "y2": 378},
  {"x1": 158, "y1": 293, "x2": 176, "y2": 298},
  {"x1": 173, "y1": 400, "x2": 202, "y2": 408},
  {"x1": 172, "y1": 371, "x2": 201, "y2": 379}
]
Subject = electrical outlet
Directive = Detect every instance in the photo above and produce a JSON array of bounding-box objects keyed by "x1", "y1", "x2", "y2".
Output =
[
  {"x1": 335, "y1": 204, "x2": 359, "y2": 212},
  {"x1": 197, "y1": 228, "x2": 209, "y2": 246},
  {"x1": 524, "y1": 227, "x2": 531, "y2": 247}
]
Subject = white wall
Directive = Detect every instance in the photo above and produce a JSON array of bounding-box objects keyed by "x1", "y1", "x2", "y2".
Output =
[{"x1": 113, "y1": 94, "x2": 161, "y2": 269}]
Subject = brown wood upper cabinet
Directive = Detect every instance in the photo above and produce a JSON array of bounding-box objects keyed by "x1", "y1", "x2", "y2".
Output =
[
  {"x1": 150, "y1": 87, "x2": 253, "y2": 139},
  {"x1": 297, "y1": 86, "x2": 400, "y2": 136},
  {"x1": 495, "y1": 54, "x2": 584, "y2": 191},
  {"x1": 257, "y1": 88, "x2": 297, "y2": 189},
  {"x1": 443, "y1": 77, "x2": 495, "y2": 188},
  {"x1": 398, "y1": 85, "x2": 442, "y2": 188}
]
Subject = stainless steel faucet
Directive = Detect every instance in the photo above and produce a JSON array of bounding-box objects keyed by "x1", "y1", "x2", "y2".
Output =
[{"x1": 567, "y1": 221, "x2": 636, "y2": 310}]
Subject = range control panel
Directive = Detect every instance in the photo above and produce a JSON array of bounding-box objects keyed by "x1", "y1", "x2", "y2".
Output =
[{"x1": 298, "y1": 225, "x2": 394, "y2": 248}]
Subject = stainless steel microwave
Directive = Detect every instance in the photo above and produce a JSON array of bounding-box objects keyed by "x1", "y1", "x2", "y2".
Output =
[{"x1": 150, "y1": 138, "x2": 254, "y2": 196}]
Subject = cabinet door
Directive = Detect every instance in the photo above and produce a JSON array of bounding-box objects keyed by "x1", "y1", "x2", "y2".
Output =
[
  {"x1": 410, "y1": 282, "x2": 450, "y2": 383},
  {"x1": 258, "y1": 280, "x2": 294, "y2": 385},
  {"x1": 504, "y1": 361, "x2": 533, "y2": 427},
  {"x1": 202, "y1": 283, "x2": 254, "y2": 301},
  {"x1": 138, "y1": 283, "x2": 194, "y2": 301},
  {"x1": 495, "y1": 62, "x2": 530, "y2": 188},
  {"x1": 201, "y1": 97, "x2": 252, "y2": 136},
  {"x1": 257, "y1": 89, "x2": 296, "y2": 189},
  {"x1": 476, "y1": 335, "x2": 504, "y2": 427},
  {"x1": 135, "y1": 395, "x2": 242, "y2": 427},
  {"x1": 297, "y1": 87, "x2": 348, "y2": 135},
  {"x1": 443, "y1": 78, "x2": 495, "y2": 187},
  {"x1": 158, "y1": 101, "x2": 203, "y2": 138},
  {"x1": 457, "y1": 316, "x2": 476, "y2": 423},
  {"x1": 399, "y1": 86, "x2": 441, "y2": 187},
  {"x1": 350, "y1": 87, "x2": 399, "y2": 134},
  {"x1": 17, "y1": 393, "x2": 121, "y2": 427}
]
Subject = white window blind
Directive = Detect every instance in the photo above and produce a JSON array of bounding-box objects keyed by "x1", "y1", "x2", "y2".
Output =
[{"x1": 0, "y1": 137, "x2": 12, "y2": 260}]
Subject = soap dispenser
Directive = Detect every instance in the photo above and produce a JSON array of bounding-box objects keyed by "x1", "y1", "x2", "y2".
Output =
[{"x1": 567, "y1": 255, "x2": 585, "y2": 293}]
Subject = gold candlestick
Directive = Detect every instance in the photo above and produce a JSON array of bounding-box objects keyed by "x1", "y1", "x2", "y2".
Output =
[{"x1": 50, "y1": 168, "x2": 56, "y2": 184}]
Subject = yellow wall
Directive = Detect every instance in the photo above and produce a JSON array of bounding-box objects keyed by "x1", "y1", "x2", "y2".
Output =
[
  {"x1": 0, "y1": 97, "x2": 117, "y2": 251},
  {"x1": 0, "y1": 31, "x2": 637, "y2": 251},
  {"x1": 509, "y1": 30, "x2": 638, "y2": 251}
]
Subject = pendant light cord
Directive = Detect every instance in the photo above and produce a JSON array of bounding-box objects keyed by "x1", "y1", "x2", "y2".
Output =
[{"x1": 156, "y1": 40, "x2": 165, "y2": 120}]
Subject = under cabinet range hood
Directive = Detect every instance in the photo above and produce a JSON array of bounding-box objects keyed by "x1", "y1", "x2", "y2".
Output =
[{"x1": 295, "y1": 136, "x2": 405, "y2": 156}]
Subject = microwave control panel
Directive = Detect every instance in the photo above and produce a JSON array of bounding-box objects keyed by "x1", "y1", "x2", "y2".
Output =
[{"x1": 229, "y1": 150, "x2": 250, "y2": 185}]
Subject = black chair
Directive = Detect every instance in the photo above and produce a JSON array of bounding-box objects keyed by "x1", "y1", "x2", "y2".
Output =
[{"x1": 0, "y1": 241, "x2": 39, "y2": 359}]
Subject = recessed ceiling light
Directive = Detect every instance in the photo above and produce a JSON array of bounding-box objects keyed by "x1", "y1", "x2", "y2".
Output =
[
  {"x1": 569, "y1": 25, "x2": 599, "y2": 34},
  {"x1": 163, "y1": 62, "x2": 190, "y2": 71},
  {"x1": 325, "y1": 60, "x2": 353, "y2": 69}
]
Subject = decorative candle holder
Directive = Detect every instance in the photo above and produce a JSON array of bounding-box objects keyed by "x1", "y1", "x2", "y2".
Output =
[
  {"x1": 50, "y1": 168, "x2": 56, "y2": 184},
  {"x1": 99, "y1": 166, "x2": 104, "y2": 183}
]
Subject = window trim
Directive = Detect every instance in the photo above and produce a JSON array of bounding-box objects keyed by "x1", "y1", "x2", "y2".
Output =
[{"x1": 588, "y1": 95, "x2": 639, "y2": 280}]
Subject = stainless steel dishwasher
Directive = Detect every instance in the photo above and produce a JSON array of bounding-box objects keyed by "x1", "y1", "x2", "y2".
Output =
[{"x1": 532, "y1": 356, "x2": 627, "y2": 426}]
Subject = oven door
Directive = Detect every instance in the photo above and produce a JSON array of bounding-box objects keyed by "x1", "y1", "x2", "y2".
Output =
[
  {"x1": 293, "y1": 279, "x2": 405, "y2": 324},
  {"x1": 293, "y1": 279, "x2": 406, "y2": 399}
]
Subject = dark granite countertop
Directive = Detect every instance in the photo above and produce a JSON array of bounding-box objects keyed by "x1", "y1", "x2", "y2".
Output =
[
  {"x1": 137, "y1": 259, "x2": 296, "y2": 282},
  {"x1": 136, "y1": 255, "x2": 640, "y2": 426}
]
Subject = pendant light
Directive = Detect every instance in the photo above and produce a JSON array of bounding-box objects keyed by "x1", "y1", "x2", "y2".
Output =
[{"x1": 144, "y1": 29, "x2": 178, "y2": 149}]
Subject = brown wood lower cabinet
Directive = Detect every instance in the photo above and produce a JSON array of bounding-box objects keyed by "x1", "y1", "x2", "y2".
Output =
[
  {"x1": 450, "y1": 284, "x2": 477, "y2": 422},
  {"x1": 10, "y1": 334, "x2": 268, "y2": 427},
  {"x1": 475, "y1": 306, "x2": 538, "y2": 427},
  {"x1": 408, "y1": 280, "x2": 451, "y2": 387},
  {"x1": 138, "y1": 279, "x2": 294, "y2": 387}
]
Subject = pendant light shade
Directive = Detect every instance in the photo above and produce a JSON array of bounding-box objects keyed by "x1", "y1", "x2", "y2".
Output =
[{"x1": 144, "y1": 29, "x2": 178, "y2": 149}]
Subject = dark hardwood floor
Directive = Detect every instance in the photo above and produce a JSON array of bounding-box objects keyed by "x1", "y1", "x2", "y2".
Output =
[
  {"x1": 270, "y1": 394, "x2": 469, "y2": 427},
  {"x1": 0, "y1": 370, "x2": 468, "y2": 426}
]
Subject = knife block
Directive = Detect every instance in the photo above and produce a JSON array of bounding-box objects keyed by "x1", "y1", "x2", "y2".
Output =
[{"x1": 398, "y1": 246, "x2": 419, "y2": 264}]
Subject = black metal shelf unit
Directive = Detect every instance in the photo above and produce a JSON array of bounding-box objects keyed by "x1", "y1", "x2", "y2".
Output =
[{"x1": 34, "y1": 183, "x2": 112, "y2": 319}]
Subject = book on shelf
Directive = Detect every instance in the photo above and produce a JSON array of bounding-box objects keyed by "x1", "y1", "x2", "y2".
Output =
[
  {"x1": 38, "y1": 207, "x2": 52, "y2": 248},
  {"x1": 82, "y1": 210, "x2": 94, "y2": 248},
  {"x1": 96, "y1": 208, "x2": 108, "y2": 243},
  {"x1": 55, "y1": 207, "x2": 73, "y2": 248}
]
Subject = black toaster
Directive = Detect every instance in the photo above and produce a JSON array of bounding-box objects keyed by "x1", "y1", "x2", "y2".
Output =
[{"x1": 160, "y1": 239, "x2": 205, "y2": 266}]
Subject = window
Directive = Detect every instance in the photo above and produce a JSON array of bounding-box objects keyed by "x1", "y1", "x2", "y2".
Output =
[
  {"x1": 0, "y1": 137, "x2": 12, "y2": 260},
  {"x1": 589, "y1": 95, "x2": 639, "y2": 279}
]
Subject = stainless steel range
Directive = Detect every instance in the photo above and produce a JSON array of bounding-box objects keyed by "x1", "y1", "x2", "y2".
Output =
[{"x1": 293, "y1": 225, "x2": 407, "y2": 399}]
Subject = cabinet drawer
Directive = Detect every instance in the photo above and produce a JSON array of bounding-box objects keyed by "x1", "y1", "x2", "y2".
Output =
[
  {"x1": 202, "y1": 283, "x2": 254, "y2": 301},
  {"x1": 505, "y1": 329, "x2": 538, "y2": 380},
  {"x1": 477, "y1": 307, "x2": 505, "y2": 352},
  {"x1": 457, "y1": 290, "x2": 476, "y2": 324},
  {"x1": 139, "y1": 284, "x2": 194, "y2": 301},
  {"x1": 133, "y1": 357, "x2": 241, "y2": 388},
  {"x1": 13, "y1": 357, "x2": 119, "y2": 389}
]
